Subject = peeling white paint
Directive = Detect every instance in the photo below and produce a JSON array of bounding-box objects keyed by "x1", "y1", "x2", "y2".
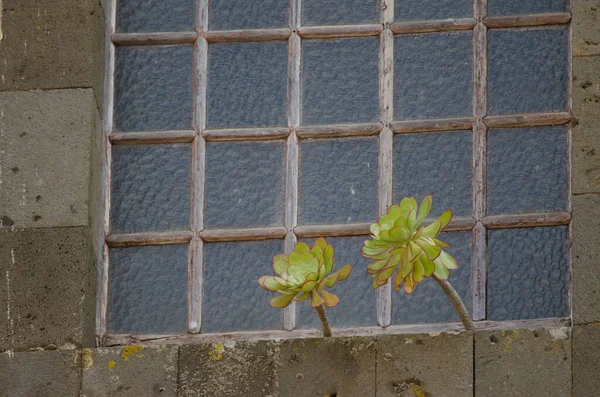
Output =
[
  {"x1": 224, "y1": 341, "x2": 236, "y2": 349},
  {"x1": 549, "y1": 327, "x2": 569, "y2": 340}
]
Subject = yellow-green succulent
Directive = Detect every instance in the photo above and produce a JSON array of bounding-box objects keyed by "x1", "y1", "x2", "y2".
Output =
[
  {"x1": 258, "y1": 238, "x2": 352, "y2": 309},
  {"x1": 362, "y1": 195, "x2": 457, "y2": 294}
]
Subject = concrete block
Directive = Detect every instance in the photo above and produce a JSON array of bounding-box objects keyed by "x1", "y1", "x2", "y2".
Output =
[
  {"x1": 178, "y1": 340, "x2": 280, "y2": 397},
  {"x1": 279, "y1": 337, "x2": 376, "y2": 397},
  {"x1": 573, "y1": 0, "x2": 600, "y2": 57},
  {"x1": 0, "y1": 0, "x2": 104, "y2": 92},
  {"x1": 376, "y1": 332, "x2": 473, "y2": 397},
  {"x1": 0, "y1": 227, "x2": 94, "y2": 351},
  {"x1": 573, "y1": 194, "x2": 600, "y2": 324},
  {"x1": 0, "y1": 349, "x2": 81, "y2": 397},
  {"x1": 573, "y1": 56, "x2": 600, "y2": 122},
  {"x1": 573, "y1": 119, "x2": 600, "y2": 194},
  {"x1": 0, "y1": 89, "x2": 93, "y2": 229},
  {"x1": 81, "y1": 345, "x2": 179, "y2": 397},
  {"x1": 475, "y1": 328, "x2": 571, "y2": 397},
  {"x1": 573, "y1": 324, "x2": 600, "y2": 396}
]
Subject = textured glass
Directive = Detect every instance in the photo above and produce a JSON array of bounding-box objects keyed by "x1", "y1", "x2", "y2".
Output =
[
  {"x1": 302, "y1": 0, "x2": 378, "y2": 26},
  {"x1": 395, "y1": 32, "x2": 473, "y2": 119},
  {"x1": 114, "y1": 46, "x2": 194, "y2": 132},
  {"x1": 204, "y1": 141, "x2": 286, "y2": 228},
  {"x1": 394, "y1": 231, "x2": 472, "y2": 324},
  {"x1": 298, "y1": 236, "x2": 377, "y2": 329},
  {"x1": 302, "y1": 38, "x2": 379, "y2": 125},
  {"x1": 111, "y1": 144, "x2": 190, "y2": 233},
  {"x1": 488, "y1": 226, "x2": 570, "y2": 321},
  {"x1": 299, "y1": 137, "x2": 379, "y2": 225},
  {"x1": 488, "y1": 28, "x2": 569, "y2": 115},
  {"x1": 209, "y1": 0, "x2": 288, "y2": 30},
  {"x1": 207, "y1": 42, "x2": 287, "y2": 129},
  {"x1": 108, "y1": 244, "x2": 188, "y2": 334},
  {"x1": 396, "y1": 0, "x2": 472, "y2": 21},
  {"x1": 393, "y1": 131, "x2": 472, "y2": 217},
  {"x1": 116, "y1": 0, "x2": 195, "y2": 33},
  {"x1": 487, "y1": 126, "x2": 568, "y2": 215},
  {"x1": 203, "y1": 240, "x2": 284, "y2": 333},
  {"x1": 488, "y1": 0, "x2": 568, "y2": 16}
]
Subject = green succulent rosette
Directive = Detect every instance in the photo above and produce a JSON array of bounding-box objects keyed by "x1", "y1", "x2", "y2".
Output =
[
  {"x1": 362, "y1": 195, "x2": 457, "y2": 293},
  {"x1": 258, "y1": 238, "x2": 352, "y2": 309}
]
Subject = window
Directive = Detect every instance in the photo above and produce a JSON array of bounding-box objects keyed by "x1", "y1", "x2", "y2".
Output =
[{"x1": 99, "y1": 0, "x2": 572, "y2": 343}]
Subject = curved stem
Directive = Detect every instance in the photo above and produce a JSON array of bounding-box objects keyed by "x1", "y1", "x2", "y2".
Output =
[
  {"x1": 433, "y1": 276, "x2": 474, "y2": 331},
  {"x1": 315, "y1": 304, "x2": 332, "y2": 337}
]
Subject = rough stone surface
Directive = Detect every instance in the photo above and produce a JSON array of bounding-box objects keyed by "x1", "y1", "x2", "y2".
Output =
[
  {"x1": 573, "y1": 55, "x2": 600, "y2": 123},
  {"x1": 475, "y1": 328, "x2": 571, "y2": 397},
  {"x1": 573, "y1": 324, "x2": 600, "y2": 396},
  {"x1": 0, "y1": 349, "x2": 81, "y2": 397},
  {"x1": 279, "y1": 337, "x2": 376, "y2": 397},
  {"x1": 573, "y1": 118, "x2": 600, "y2": 195},
  {"x1": 573, "y1": 194, "x2": 600, "y2": 324},
  {"x1": 0, "y1": 0, "x2": 104, "y2": 93},
  {"x1": 81, "y1": 345, "x2": 178, "y2": 397},
  {"x1": 376, "y1": 332, "x2": 473, "y2": 397},
  {"x1": 178, "y1": 340, "x2": 280, "y2": 397},
  {"x1": 0, "y1": 89, "x2": 93, "y2": 229},
  {"x1": 0, "y1": 227, "x2": 94, "y2": 351},
  {"x1": 573, "y1": 0, "x2": 600, "y2": 57}
]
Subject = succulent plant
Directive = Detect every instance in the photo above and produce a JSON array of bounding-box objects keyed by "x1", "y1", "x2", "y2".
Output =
[
  {"x1": 258, "y1": 238, "x2": 352, "y2": 309},
  {"x1": 362, "y1": 195, "x2": 457, "y2": 294}
]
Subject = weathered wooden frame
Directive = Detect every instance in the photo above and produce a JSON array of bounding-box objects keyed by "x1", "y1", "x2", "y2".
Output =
[{"x1": 97, "y1": 0, "x2": 573, "y2": 346}]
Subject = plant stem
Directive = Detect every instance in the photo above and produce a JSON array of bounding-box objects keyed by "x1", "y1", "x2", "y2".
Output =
[
  {"x1": 433, "y1": 276, "x2": 474, "y2": 331},
  {"x1": 315, "y1": 304, "x2": 332, "y2": 337}
]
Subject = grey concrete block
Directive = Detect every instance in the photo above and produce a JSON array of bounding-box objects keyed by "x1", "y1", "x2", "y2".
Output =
[
  {"x1": 475, "y1": 328, "x2": 571, "y2": 397},
  {"x1": 0, "y1": 227, "x2": 94, "y2": 351},
  {"x1": 0, "y1": 0, "x2": 104, "y2": 92},
  {"x1": 376, "y1": 332, "x2": 473, "y2": 397},
  {"x1": 178, "y1": 340, "x2": 280, "y2": 397},
  {"x1": 573, "y1": 56, "x2": 600, "y2": 122},
  {"x1": 573, "y1": 119, "x2": 600, "y2": 194},
  {"x1": 0, "y1": 89, "x2": 93, "y2": 229},
  {"x1": 573, "y1": 194, "x2": 600, "y2": 324},
  {"x1": 81, "y1": 345, "x2": 179, "y2": 397},
  {"x1": 280, "y1": 337, "x2": 376, "y2": 397},
  {"x1": 0, "y1": 349, "x2": 81, "y2": 397},
  {"x1": 573, "y1": 0, "x2": 600, "y2": 57},
  {"x1": 573, "y1": 324, "x2": 600, "y2": 396}
]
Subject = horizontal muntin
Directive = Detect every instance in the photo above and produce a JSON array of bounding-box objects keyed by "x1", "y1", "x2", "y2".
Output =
[
  {"x1": 110, "y1": 130, "x2": 196, "y2": 144},
  {"x1": 483, "y1": 212, "x2": 571, "y2": 229},
  {"x1": 391, "y1": 18, "x2": 476, "y2": 34},
  {"x1": 484, "y1": 112, "x2": 571, "y2": 128},
  {"x1": 298, "y1": 24, "x2": 383, "y2": 39},
  {"x1": 199, "y1": 226, "x2": 288, "y2": 242},
  {"x1": 106, "y1": 231, "x2": 194, "y2": 247},
  {"x1": 204, "y1": 28, "x2": 292, "y2": 42},
  {"x1": 202, "y1": 127, "x2": 290, "y2": 142},
  {"x1": 483, "y1": 13, "x2": 571, "y2": 29},
  {"x1": 391, "y1": 117, "x2": 474, "y2": 133},
  {"x1": 296, "y1": 122, "x2": 384, "y2": 139},
  {"x1": 111, "y1": 32, "x2": 198, "y2": 46}
]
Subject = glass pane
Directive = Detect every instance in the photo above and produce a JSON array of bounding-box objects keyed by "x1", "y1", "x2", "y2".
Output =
[
  {"x1": 488, "y1": 0, "x2": 568, "y2": 16},
  {"x1": 488, "y1": 226, "x2": 570, "y2": 321},
  {"x1": 108, "y1": 244, "x2": 188, "y2": 334},
  {"x1": 299, "y1": 137, "x2": 379, "y2": 225},
  {"x1": 114, "y1": 45, "x2": 194, "y2": 132},
  {"x1": 111, "y1": 144, "x2": 190, "y2": 233},
  {"x1": 207, "y1": 42, "x2": 288, "y2": 129},
  {"x1": 394, "y1": 32, "x2": 473, "y2": 119},
  {"x1": 298, "y1": 236, "x2": 377, "y2": 329},
  {"x1": 116, "y1": 0, "x2": 195, "y2": 33},
  {"x1": 203, "y1": 239, "x2": 284, "y2": 333},
  {"x1": 302, "y1": 38, "x2": 379, "y2": 125},
  {"x1": 209, "y1": 0, "x2": 288, "y2": 30},
  {"x1": 394, "y1": 231, "x2": 472, "y2": 325},
  {"x1": 302, "y1": 0, "x2": 378, "y2": 26},
  {"x1": 488, "y1": 28, "x2": 569, "y2": 115},
  {"x1": 487, "y1": 126, "x2": 568, "y2": 215},
  {"x1": 393, "y1": 131, "x2": 472, "y2": 218},
  {"x1": 204, "y1": 141, "x2": 286, "y2": 228},
  {"x1": 395, "y1": 0, "x2": 472, "y2": 21}
]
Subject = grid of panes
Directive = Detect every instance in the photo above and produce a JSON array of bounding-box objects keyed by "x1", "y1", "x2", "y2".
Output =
[{"x1": 101, "y1": 0, "x2": 572, "y2": 340}]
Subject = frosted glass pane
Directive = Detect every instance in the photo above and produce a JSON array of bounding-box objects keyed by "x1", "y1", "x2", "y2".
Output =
[
  {"x1": 303, "y1": 0, "x2": 378, "y2": 26},
  {"x1": 396, "y1": 0, "x2": 472, "y2": 21},
  {"x1": 116, "y1": 0, "x2": 195, "y2": 33},
  {"x1": 209, "y1": 0, "x2": 288, "y2": 30},
  {"x1": 488, "y1": 0, "x2": 568, "y2": 16}
]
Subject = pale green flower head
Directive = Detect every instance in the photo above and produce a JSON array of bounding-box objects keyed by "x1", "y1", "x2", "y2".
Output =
[{"x1": 362, "y1": 195, "x2": 457, "y2": 293}]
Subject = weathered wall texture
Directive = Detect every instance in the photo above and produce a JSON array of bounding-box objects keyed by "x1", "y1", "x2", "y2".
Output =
[{"x1": 0, "y1": 0, "x2": 599, "y2": 396}]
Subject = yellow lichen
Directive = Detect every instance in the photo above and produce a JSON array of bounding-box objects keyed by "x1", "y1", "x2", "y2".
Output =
[
  {"x1": 411, "y1": 384, "x2": 425, "y2": 397},
  {"x1": 82, "y1": 348, "x2": 94, "y2": 371},
  {"x1": 121, "y1": 345, "x2": 144, "y2": 361},
  {"x1": 108, "y1": 361, "x2": 117, "y2": 369},
  {"x1": 208, "y1": 344, "x2": 224, "y2": 361}
]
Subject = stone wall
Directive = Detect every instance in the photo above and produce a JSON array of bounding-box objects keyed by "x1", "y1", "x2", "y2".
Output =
[{"x1": 0, "y1": 0, "x2": 599, "y2": 396}]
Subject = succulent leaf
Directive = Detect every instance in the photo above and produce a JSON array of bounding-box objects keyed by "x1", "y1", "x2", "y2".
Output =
[{"x1": 270, "y1": 294, "x2": 295, "y2": 308}]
